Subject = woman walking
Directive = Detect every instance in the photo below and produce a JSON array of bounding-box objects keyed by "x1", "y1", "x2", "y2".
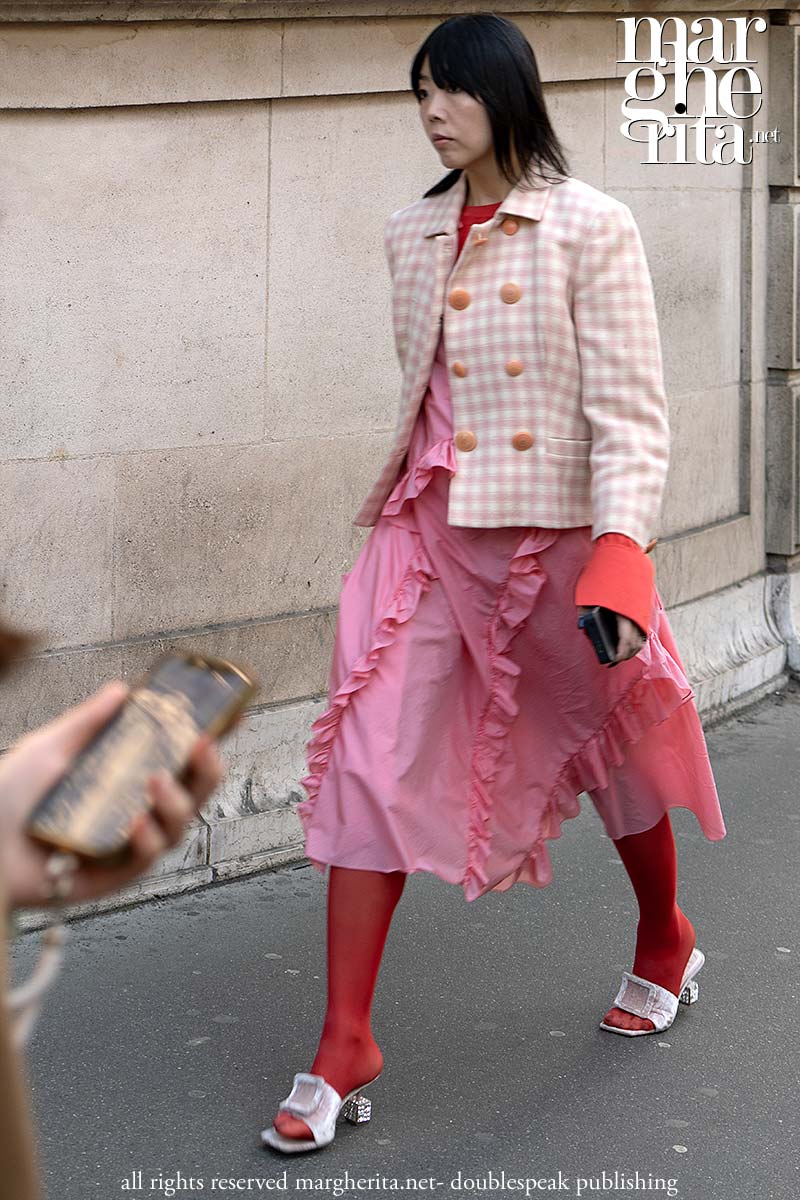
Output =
[{"x1": 261, "y1": 13, "x2": 726, "y2": 1154}]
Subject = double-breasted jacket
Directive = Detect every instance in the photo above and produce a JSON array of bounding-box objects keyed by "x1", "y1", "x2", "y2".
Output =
[{"x1": 352, "y1": 170, "x2": 670, "y2": 552}]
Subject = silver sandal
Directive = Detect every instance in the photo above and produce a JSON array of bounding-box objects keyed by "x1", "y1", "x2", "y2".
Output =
[
  {"x1": 599, "y1": 947, "x2": 705, "y2": 1037},
  {"x1": 260, "y1": 1071, "x2": 380, "y2": 1154}
]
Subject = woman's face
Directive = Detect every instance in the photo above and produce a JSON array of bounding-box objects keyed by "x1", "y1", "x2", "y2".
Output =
[{"x1": 416, "y1": 57, "x2": 495, "y2": 173}]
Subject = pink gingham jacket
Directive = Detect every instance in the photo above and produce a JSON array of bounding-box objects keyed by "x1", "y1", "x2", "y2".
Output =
[{"x1": 352, "y1": 170, "x2": 669, "y2": 550}]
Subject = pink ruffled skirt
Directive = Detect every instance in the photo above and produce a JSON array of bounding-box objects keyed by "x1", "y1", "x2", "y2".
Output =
[{"x1": 298, "y1": 337, "x2": 726, "y2": 902}]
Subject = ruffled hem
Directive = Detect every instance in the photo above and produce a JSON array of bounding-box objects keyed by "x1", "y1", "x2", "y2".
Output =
[{"x1": 478, "y1": 666, "x2": 697, "y2": 900}]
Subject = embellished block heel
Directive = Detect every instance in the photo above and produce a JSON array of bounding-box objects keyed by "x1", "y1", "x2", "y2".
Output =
[
  {"x1": 341, "y1": 1091, "x2": 372, "y2": 1124},
  {"x1": 679, "y1": 978, "x2": 699, "y2": 1005}
]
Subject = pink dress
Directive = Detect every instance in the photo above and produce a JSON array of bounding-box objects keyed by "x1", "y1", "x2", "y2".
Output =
[{"x1": 298, "y1": 293, "x2": 726, "y2": 907}]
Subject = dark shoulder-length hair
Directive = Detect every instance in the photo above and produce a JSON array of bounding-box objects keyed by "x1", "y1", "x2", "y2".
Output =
[{"x1": 410, "y1": 13, "x2": 571, "y2": 198}]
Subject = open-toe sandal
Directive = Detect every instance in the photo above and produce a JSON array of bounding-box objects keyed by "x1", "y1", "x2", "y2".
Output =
[
  {"x1": 599, "y1": 947, "x2": 705, "y2": 1037},
  {"x1": 260, "y1": 1070, "x2": 381, "y2": 1154}
]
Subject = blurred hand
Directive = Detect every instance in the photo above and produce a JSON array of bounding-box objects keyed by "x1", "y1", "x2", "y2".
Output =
[
  {"x1": 0, "y1": 681, "x2": 224, "y2": 911},
  {"x1": 577, "y1": 606, "x2": 647, "y2": 665}
]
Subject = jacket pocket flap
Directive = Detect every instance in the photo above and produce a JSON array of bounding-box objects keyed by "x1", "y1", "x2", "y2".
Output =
[{"x1": 544, "y1": 436, "x2": 592, "y2": 459}]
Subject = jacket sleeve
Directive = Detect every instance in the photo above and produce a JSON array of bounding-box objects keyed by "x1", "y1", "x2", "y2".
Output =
[
  {"x1": 572, "y1": 202, "x2": 670, "y2": 550},
  {"x1": 574, "y1": 532, "x2": 654, "y2": 636},
  {"x1": 383, "y1": 213, "x2": 407, "y2": 369},
  {"x1": 383, "y1": 215, "x2": 397, "y2": 283}
]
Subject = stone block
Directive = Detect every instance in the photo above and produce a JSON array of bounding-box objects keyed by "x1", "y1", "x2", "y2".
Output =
[
  {"x1": 266, "y1": 93, "x2": 436, "y2": 442},
  {"x1": 745, "y1": 179, "x2": 770, "y2": 389},
  {"x1": 211, "y1": 697, "x2": 326, "y2": 821},
  {"x1": 667, "y1": 572, "x2": 786, "y2": 720},
  {"x1": 282, "y1": 16, "x2": 436, "y2": 96},
  {"x1": 767, "y1": 25, "x2": 799, "y2": 188},
  {"x1": 0, "y1": 642, "x2": 124, "y2": 748},
  {"x1": 767, "y1": 203, "x2": 798, "y2": 370},
  {"x1": 655, "y1": 512, "x2": 763, "y2": 611},
  {"x1": 617, "y1": 187, "x2": 741, "y2": 398},
  {"x1": 209, "y1": 809, "x2": 305, "y2": 867},
  {"x1": 770, "y1": 562, "x2": 800, "y2": 674},
  {"x1": 660, "y1": 384, "x2": 742, "y2": 535},
  {"x1": 0, "y1": 20, "x2": 282, "y2": 109},
  {"x1": 112, "y1": 434, "x2": 378, "y2": 639},
  {"x1": 0, "y1": 613, "x2": 334, "y2": 748},
  {"x1": 282, "y1": 13, "x2": 616, "y2": 99},
  {"x1": 0, "y1": 102, "x2": 268, "y2": 459},
  {"x1": 516, "y1": 14, "x2": 616, "y2": 82},
  {"x1": 542, "y1": 80, "x2": 605, "y2": 184},
  {"x1": 766, "y1": 378, "x2": 800, "y2": 556},
  {"x1": 0, "y1": 456, "x2": 115, "y2": 654},
  {"x1": 112, "y1": 613, "x2": 335, "y2": 713}
]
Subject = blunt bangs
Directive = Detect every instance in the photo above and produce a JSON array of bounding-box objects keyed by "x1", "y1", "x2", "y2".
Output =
[{"x1": 411, "y1": 24, "x2": 490, "y2": 102}]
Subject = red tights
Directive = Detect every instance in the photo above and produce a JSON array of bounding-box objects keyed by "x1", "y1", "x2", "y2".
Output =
[
  {"x1": 272, "y1": 867, "x2": 404, "y2": 1142},
  {"x1": 604, "y1": 812, "x2": 696, "y2": 1031},
  {"x1": 273, "y1": 813, "x2": 694, "y2": 1139}
]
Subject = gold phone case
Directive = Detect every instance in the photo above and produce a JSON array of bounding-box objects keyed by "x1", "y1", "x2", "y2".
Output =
[{"x1": 26, "y1": 653, "x2": 259, "y2": 861}]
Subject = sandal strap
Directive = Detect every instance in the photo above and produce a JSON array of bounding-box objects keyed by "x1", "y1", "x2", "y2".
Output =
[
  {"x1": 612, "y1": 972, "x2": 679, "y2": 1032},
  {"x1": 277, "y1": 1073, "x2": 343, "y2": 1145}
]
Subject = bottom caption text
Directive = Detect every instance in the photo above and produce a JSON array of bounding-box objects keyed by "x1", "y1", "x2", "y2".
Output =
[{"x1": 122, "y1": 1170, "x2": 680, "y2": 1198}]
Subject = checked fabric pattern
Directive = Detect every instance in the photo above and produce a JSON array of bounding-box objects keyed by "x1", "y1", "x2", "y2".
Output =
[{"x1": 353, "y1": 172, "x2": 669, "y2": 551}]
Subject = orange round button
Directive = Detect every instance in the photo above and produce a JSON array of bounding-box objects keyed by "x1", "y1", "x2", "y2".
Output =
[
  {"x1": 500, "y1": 282, "x2": 522, "y2": 304},
  {"x1": 448, "y1": 288, "x2": 471, "y2": 310},
  {"x1": 454, "y1": 430, "x2": 478, "y2": 452},
  {"x1": 502, "y1": 218, "x2": 519, "y2": 236},
  {"x1": 511, "y1": 430, "x2": 534, "y2": 451},
  {"x1": 505, "y1": 359, "x2": 524, "y2": 377},
  {"x1": 452, "y1": 361, "x2": 468, "y2": 378}
]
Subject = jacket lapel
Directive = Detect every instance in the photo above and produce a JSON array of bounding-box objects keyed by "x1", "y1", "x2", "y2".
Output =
[
  {"x1": 498, "y1": 177, "x2": 554, "y2": 222},
  {"x1": 420, "y1": 171, "x2": 554, "y2": 238}
]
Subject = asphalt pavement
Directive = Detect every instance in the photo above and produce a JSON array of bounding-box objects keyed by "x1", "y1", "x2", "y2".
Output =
[{"x1": 9, "y1": 682, "x2": 800, "y2": 1200}]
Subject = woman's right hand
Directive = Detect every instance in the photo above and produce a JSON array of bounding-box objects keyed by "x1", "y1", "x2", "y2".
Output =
[
  {"x1": 611, "y1": 612, "x2": 648, "y2": 662},
  {"x1": 577, "y1": 606, "x2": 647, "y2": 665}
]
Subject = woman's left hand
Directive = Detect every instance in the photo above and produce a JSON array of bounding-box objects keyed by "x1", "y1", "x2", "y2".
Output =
[
  {"x1": 576, "y1": 606, "x2": 646, "y2": 664},
  {"x1": 0, "y1": 681, "x2": 225, "y2": 911}
]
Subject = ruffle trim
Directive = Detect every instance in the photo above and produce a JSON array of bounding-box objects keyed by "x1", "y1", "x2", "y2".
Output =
[
  {"x1": 380, "y1": 437, "x2": 457, "y2": 519},
  {"x1": 297, "y1": 540, "x2": 438, "y2": 833},
  {"x1": 462, "y1": 527, "x2": 560, "y2": 900},
  {"x1": 297, "y1": 444, "x2": 455, "y2": 829}
]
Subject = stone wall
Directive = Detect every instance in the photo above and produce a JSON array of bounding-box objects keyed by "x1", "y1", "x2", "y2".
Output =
[{"x1": 1, "y1": 3, "x2": 797, "y2": 915}]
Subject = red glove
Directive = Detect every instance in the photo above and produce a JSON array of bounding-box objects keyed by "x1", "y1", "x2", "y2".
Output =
[{"x1": 574, "y1": 533, "x2": 656, "y2": 637}]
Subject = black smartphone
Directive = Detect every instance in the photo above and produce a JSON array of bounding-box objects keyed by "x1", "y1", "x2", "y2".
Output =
[
  {"x1": 577, "y1": 606, "x2": 620, "y2": 666},
  {"x1": 25, "y1": 653, "x2": 258, "y2": 861}
]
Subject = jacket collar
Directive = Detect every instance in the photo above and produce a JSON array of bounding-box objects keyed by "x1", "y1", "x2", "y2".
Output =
[{"x1": 421, "y1": 171, "x2": 554, "y2": 238}]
